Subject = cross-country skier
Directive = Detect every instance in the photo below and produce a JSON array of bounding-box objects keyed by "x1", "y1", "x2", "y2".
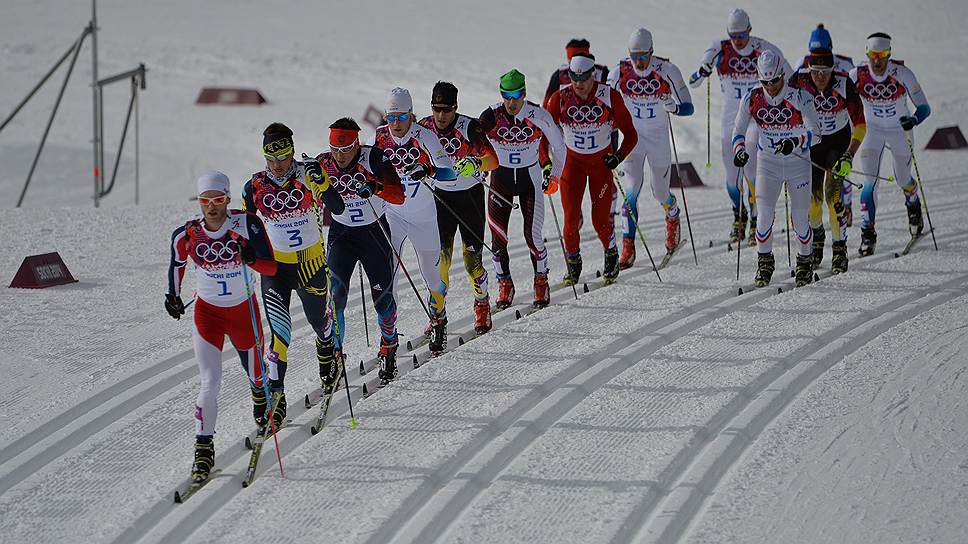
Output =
[
  {"x1": 417, "y1": 82, "x2": 499, "y2": 334},
  {"x1": 732, "y1": 50, "x2": 822, "y2": 288},
  {"x1": 368, "y1": 87, "x2": 458, "y2": 355},
  {"x1": 543, "y1": 38, "x2": 610, "y2": 109},
  {"x1": 608, "y1": 27, "x2": 694, "y2": 269},
  {"x1": 850, "y1": 32, "x2": 931, "y2": 256},
  {"x1": 547, "y1": 53, "x2": 638, "y2": 284},
  {"x1": 241, "y1": 123, "x2": 345, "y2": 427},
  {"x1": 688, "y1": 8, "x2": 792, "y2": 245},
  {"x1": 316, "y1": 118, "x2": 406, "y2": 386},
  {"x1": 790, "y1": 48, "x2": 866, "y2": 274},
  {"x1": 479, "y1": 68, "x2": 566, "y2": 308},
  {"x1": 167, "y1": 171, "x2": 278, "y2": 483}
]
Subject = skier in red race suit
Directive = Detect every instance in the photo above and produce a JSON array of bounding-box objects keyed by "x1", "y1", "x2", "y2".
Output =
[{"x1": 546, "y1": 53, "x2": 638, "y2": 284}]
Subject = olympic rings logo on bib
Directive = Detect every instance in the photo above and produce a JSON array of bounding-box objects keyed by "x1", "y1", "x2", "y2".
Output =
[
  {"x1": 195, "y1": 240, "x2": 236, "y2": 263},
  {"x1": 496, "y1": 125, "x2": 535, "y2": 142},
  {"x1": 387, "y1": 146, "x2": 422, "y2": 167},
  {"x1": 814, "y1": 95, "x2": 841, "y2": 113},
  {"x1": 439, "y1": 137, "x2": 462, "y2": 155},
  {"x1": 728, "y1": 57, "x2": 757, "y2": 73},
  {"x1": 863, "y1": 82, "x2": 899, "y2": 100},
  {"x1": 332, "y1": 172, "x2": 368, "y2": 193},
  {"x1": 624, "y1": 78, "x2": 662, "y2": 95},
  {"x1": 756, "y1": 107, "x2": 793, "y2": 124},
  {"x1": 567, "y1": 105, "x2": 604, "y2": 124},
  {"x1": 262, "y1": 188, "x2": 305, "y2": 212}
]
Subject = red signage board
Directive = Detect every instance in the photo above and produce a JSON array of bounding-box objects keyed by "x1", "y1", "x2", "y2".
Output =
[{"x1": 9, "y1": 252, "x2": 78, "y2": 289}]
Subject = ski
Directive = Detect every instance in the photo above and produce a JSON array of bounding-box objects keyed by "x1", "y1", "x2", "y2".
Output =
[
  {"x1": 310, "y1": 391, "x2": 335, "y2": 435},
  {"x1": 898, "y1": 233, "x2": 924, "y2": 256},
  {"x1": 173, "y1": 469, "x2": 222, "y2": 504},
  {"x1": 657, "y1": 240, "x2": 687, "y2": 270},
  {"x1": 242, "y1": 392, "x2": 284, "y2": 488}
]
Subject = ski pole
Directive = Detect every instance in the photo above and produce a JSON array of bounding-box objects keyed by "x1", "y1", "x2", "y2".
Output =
[
  {"x1": 420, "y1": 180, "x2": 496, "y2": 254},
  {"x1": 612, "y1": 173, "x2": 662, "y2": 282},
  {"x1": 784, "y1": 183, "x2": 792, "y2": 268},
  {"x1": 546, "y1": 193, "x2": 579, "y2": 300},
  {"x1": 667, "y1": 115, "x2": 698, "y2": 266},
  {"x1": 326, "y1": 275, "x2": 358, "y2": 429},
  {"x1": 736, "y1": 167, "x2": 743, "y2": 281},
  {"x1": 358, "y1": 266, "x2": 370, "y2": 347},
  {"x1": 705, "y1": 78, "x2": 712, "y2": 168},
  {"x1": 905, "y1": 133, "x2": 939, "y2": 251},
  {"x1": 790, "y1": 152, "x2": 866, "y2": 188},
  {"x1": 239, "y1": 251, "x2": 284, "y2": 478},
  {"x1": 477, "y1": 177, "x2": 519, "y2": 209}
]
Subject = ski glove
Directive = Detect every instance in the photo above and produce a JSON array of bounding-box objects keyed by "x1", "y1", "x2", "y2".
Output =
[
  {"x1": 165, "y1": 293, "x2": 185, "y2": 320},
  {"x1": 688, "y1": 63, "x2": 713, "y2": 88},
  {"x1": 541, "y1": 164, "x2": 559, "y2": 194},
  {"x1": 832, "y1": 152, "x2": 853, "y2": 179},
  {"x1": 455, "y1": 156, "x2": 482, "y2": 177},
  {"x1": 356, "y1": 180, "x2": 375, "y2": 199},
  {"x1": 603, "y1": 153, "x2": 623, "y2": 170},
  {"x1": 733, "y1": 147, "x2": 749, "y2": 167},
  {"x1": 237, "y1": 240, "x2": 257, "y2": 265},
  {"x1": 774, "y1": 138, "x2": 798, "y2": 156},
  {"x1": 899, "y1": 115, "x2": 917, "y2": 131},
  {"x1": 660, "y1": 94, "x2": 678, "y2": 113},
  {"x1": 404, "y1": 162, "x2": 430, "y2": 181},
  {"x1": 303, "y1": 156, "x2": 324, "y2": 182}
]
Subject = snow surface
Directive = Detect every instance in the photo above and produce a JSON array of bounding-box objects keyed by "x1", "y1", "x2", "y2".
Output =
[{"x1": 2, "y1": 1, "x2": 968, "y2": 543}]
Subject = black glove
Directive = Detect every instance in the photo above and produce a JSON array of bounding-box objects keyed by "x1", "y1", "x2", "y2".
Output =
[
  {"x1": 165, "y1": 293, "x2": 185, "y2": 320},
  {"x1": 733, "y1": 148, "x2": 749, "y2": 167},
  {"x1": 237, "y1": 239, "x2": 257, "y2": 265},
  {"x1": 404, "y1": 162, "x2": 430, "y2": 181},
  {"x1": 899, "y1": 115, "x2": 917, "y2": 131},
  {"x1": 603, "y1": 153, "x2": 623, "y2": 170},
  {"x1": 302, "y1": 154, "x2": 324, "y2": 181},
  {"x1": 774, "y1": 138, "x2": 797, "y2": 156},
  {"x1": 356, "y1": 180, "x2": 375, "y2": 199}
]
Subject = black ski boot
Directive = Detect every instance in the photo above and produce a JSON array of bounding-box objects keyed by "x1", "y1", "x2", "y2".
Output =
[
  {"x1": 811, "y1": 226, "x2": 825, "y2": 267},
  {"x1": 191, "y1": 435, "x2": 215, "y2": 483},
  {"x1": 795, "y1": 254, "x2": 814, "y2": 287},
  {"x1": 730, "y1": 207, "x2": 747, "y2": 244},
  {"x1": 563, "y1": 253, "x2": 582, "y2": 285},
  {"x1": 317, "y1": 337, "x2": 341, "y2": 394},
  {"x1": 378, "y1": 348, "x2": 398, "y2": 386},
  {"x1": 747, "y1": 215, "x2": 757, "y2": 247},
  {"x1": 268, "y1": 388, "x2": 286, "y2": 429},
  {"x1": 859, "y1": 226, "x2": 877, "y2": 257},
  {"x1": 754, "y1": 252, "x2": 775, "y2": 287},
  {"x1": 428, "y1": 315, "x2": 447, "y2": 355},
  {"x1": 603, "y1": 246, "x2": 620, "y2": 284},
  {"x1": 251, "y1": 383, "x2": 268, "y2": 429},
  {"x1": 831, "y1": 240, "x2": 848, "y2": 274},
  {"x1": 906, "y1": 200, "x2": 924, "y2": 235}
]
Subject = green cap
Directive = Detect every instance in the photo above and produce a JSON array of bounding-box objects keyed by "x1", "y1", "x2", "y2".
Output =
[{"x1": 500, "y1": 69, "x2": 526, "y2": 93}]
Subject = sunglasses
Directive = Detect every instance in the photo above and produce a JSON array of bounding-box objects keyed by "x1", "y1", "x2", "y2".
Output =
[
  {"x1": 264, "y1": 152, "x2": 293, "y2": 162},
  {"x1": 568, "y1": 69, "x2": 593, "y2": 82},
  {"x1": 759, "y1": 75, "x2": 783, "y2": 85},
  {"x1": 867, "y1": 49, "x2": 891, "y2": 60},
  {"x1": 386, "y1": 112, "x2": 411, "y2": 123},
  {"x1": 629, "y1": 51, "x2": 653, "y2": 62},
  {"x1": 808, "y1": 65, "x2": 834, "y2": 74},
  {"x1": 431, "y1": 105, "x2": 456, "y2": 113},
  {"x1": 728, "y1": 30, "x2": 751, "y2": 40},
  {"x1": 198, "y1": 195, "x2": 228, "y2": 206},
  {"x1": 501, "y1": 89, "x2": 525, "y2": 100},
  {"x1": 330, "y1": 142, "x2": 356, "y2": 153}
]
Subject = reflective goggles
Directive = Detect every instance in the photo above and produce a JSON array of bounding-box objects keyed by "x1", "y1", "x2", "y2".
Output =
[
  {"x1": 629, "y1": 50, "x2": 653, "y2": 62},
  {"x1": 198, "y1": 195, "x2": 228, "y2": 206},
  {"x1": 808, "y1": 65, "x2": 834, "y2": 74},
  {"x1": 759, "y1": 75, "x2": 783, "y2": 85},
  {"x1": 431, "y1": 105, "x2": 456, "y2": 113},
  {"x1": 866, "y1": 48, "x2": 891, "y2": 60},
  {"x1": 568, "y1": 69, "x2": 593, "y2": 82},
  {"x1": 501, "y1": 89, "x2": 525, "y2": 100},
  {"x1": 330, "y1": 142, "x2": 356, "y2": 153},
  {"x1": 263, "y1": 151, "x2": 293, "y2": 162},
  {"x1": 385, "y1": 112, "x2": 411, "y2": 123},
  {"x1": 728, "y1": 30, "x2": 751, "y2": 40}
]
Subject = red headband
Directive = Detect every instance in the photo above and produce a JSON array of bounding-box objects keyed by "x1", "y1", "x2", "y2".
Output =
[
  {"x1": 566, "y1": 46, "x2": 590, "y2": 60},
  {"x1": 330, "y1": 128, "x2": 359, "y2": 147}
]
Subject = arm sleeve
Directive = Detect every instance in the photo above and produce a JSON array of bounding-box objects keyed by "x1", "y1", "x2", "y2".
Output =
[
  {"x1": 611, "y1": 88, "x2": 638, "y2": 158},
  {"x1": 731, "y1": 92, "x2": 753, "y2": 153},
  {"x1": 421, "y1": 130, "x2": 457, "y2": 185},
  {"x1": 900, "y1": 66, "x2": 931, "y2": 122},
  {"x1": 606, "y1": 64, "x2": 620, "y2": 89},
  {"x1": 598, "y1": 64, "x2": 610, "y2": 84},
  {"x1": 699, "y1": 40, "x2": 722, "y2": 70},
  {"x1": 543, "y1": 70, "x2": 562, "y2": 109},
  {"x1": 311, "y1": 166, "x2": 346, "y2": 215},
  {"x1": 468, "y1": 118, "x2": 499, "y2": 172},
  {"x1": 665, "y1": 62, "x2": 694, "y2": 116},
  {"x1": 478, "y1": 107, "x2": 497, "y2": 133},
  {"x1": 241, "y1": 179, "x2": 256, "y2": 213},
  {"x1": 369, "y1": 147, "x2": 405, "y2": 205},
  {"x1": 844, "y1": 78, "x2": 867, "y2": 144},
  {"x1": 534, "y1": 106, "x2": 567, "y2": 178},
  {"x1": 244, "y1": 213, "x2": 278, "y2": 276},
  {"x1": 540, "y1": 93, "x2": 563, "y2": 166},
  {"x1": 168, "y1": 226, "x2": 189, "y2": 297},
  {"x1": 799, "y1": 90, "x2": 823, "y2": 148}
]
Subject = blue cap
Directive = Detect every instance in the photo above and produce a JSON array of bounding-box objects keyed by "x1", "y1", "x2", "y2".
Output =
[{"x1": 809, "y1": 25, "x2": 832, "y2": 52}]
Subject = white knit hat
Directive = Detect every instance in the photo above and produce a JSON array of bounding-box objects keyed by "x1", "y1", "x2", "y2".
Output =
[
  {"x1": 727, "y1": 8, "x2": 751, "y2": 33},
  {"x1": 628, "y1": 28, "x2": 653, "y2": 52},
  {"x1": 385, "y1": 87, "x2": 413, "y2": 113},
  {"x1": 866, "y1": 33, "x2": 892, "y2": 53},
  {"x1": 197, "y1": 170, "x2": 231, "y2": 196},
  {"x1": 569, "y1": 55, "x2": 596, "y2": 75}
]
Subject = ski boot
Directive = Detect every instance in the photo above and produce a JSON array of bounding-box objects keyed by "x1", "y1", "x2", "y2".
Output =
[
  {"x1": 378, "y1": 338, "x2": 398, "y2": 386},
  {"x1": 268, "y1": 388, "x2": 286, "y2": 429},
  {"x1": 811, "y1": 226, "x2": 826, "y2": 268},
  {"x1": 474, "y1": 298, "x2": 492, "y2": 334},
  {"x1": 858, "y1": 226, "x2": 876, "y2": 257},
  {"x1": 844, "y1": 205, "x2": 853, "y2": 227},
  {"x1": 795, "y1": 254, "x2": 814, "y2": 287},
  {"x1": 563, "y1": 253, "x2": 582, "y2": 285},
  {"x1": 428, "y1": 314, "x2": 447, "y2": 355},
  {"x1": 320, "y1": 351, "x2": 344, "y2": 395},
  {"x1": 533, "y1": 272, "x2": 550, "y2": 308},
  {"x1": 191, "y1": 435, "x2": 215, "y2": 483},
  {"x1": 906, "y1": 200, "x2": 924, "y2": 235},
  {"x1": 603, "y1": 246, "x2": 620, "y2": 284},
  {"x1": 317, "y1": 337, "x2": 340, "y2": 394},
  {"x1": 495, "y1": 276, "x2": 515, "y2": 311},
  {"x1": 730, "y1": 207, "x2": 747, "y2": 244},
  {"x1": 423, "y1": 309, "x2": 445, "y2": 339},
  {"x1": 831, "y1": 240, "x2": 848, "y2": 274},
  {"x1": 747, "y1": 215, "x2": 757, "y2": 247},
  {"x1": 665, "y1": 215, "x2": 681, "y2": 253},
  {"x1": 250, "y1": 383, "x2": 268, "y2": 428},
  {"x1": 619, "y1": 237, "x2": 636, "y2": 269},
  {"x1": 754, "y1": 252, "x2": 775, "y2": 287}
]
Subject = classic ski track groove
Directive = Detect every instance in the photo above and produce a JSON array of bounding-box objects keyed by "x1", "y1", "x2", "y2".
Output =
[{"x1": 373, "y1": 230, "x2": 968, "y2": 544}]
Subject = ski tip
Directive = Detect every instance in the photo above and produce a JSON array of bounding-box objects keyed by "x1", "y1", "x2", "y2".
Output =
[
  {"x1": 359, "y1": 360, "x2": 365, "y2": 374},
  {"x1": 458, "y1": 336, "x2": 465, "y2": 346},
  {"x1": 737, "y1": 287, "x2": 744, "y2": 295},
  {"x1": 894, "y1": 252, "x2": 900, "y2": 258},
  {"x1": 814, "y1": 273, "x2": 820, "y2": 281},
  {"x1": 583, "y1": 283, "x2": 589, "y2": 293},
  {"x1": 727, "y1": 244, "x2": 733, "y2": 252},
  {"x1": 777, "y1": 287, "x2": 784, "y2": 294},
  {"x1": 242, "y1": 480, "x2": 250, "y2": 488},
  {"x1": 515, "y1": 309, "x2": 522, "y2": 319},
  {"x1": 790, "y1": 269, "x2": 795, "y2": 278},
  {"x1": 350, "y1": 418, "x2": 359, "y2": 429},
  {"x1": 303, "y1": 395, "x2": 311, "y2": 409},
  {"x1": 411, "y1": 354, "x2": 419, "y2": 369},
  {"x1": 173, "y1": 491, "x2": 182, "y2": 504},
  {"x1": 595, "y1": 269, "x2": 601, "y2": 278},
  {"x1": 244, "y1": 436, "x2": 253, "y2": 450},
  {"x1": 362, "y1": 383, "x2": 370, "y2": 397},
  {"x1": 310, "y1": 425, "x2": 319, "y2": 436},
  {"x1": 406, "y1": 340, "x2": 413, "y2": 351}
]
